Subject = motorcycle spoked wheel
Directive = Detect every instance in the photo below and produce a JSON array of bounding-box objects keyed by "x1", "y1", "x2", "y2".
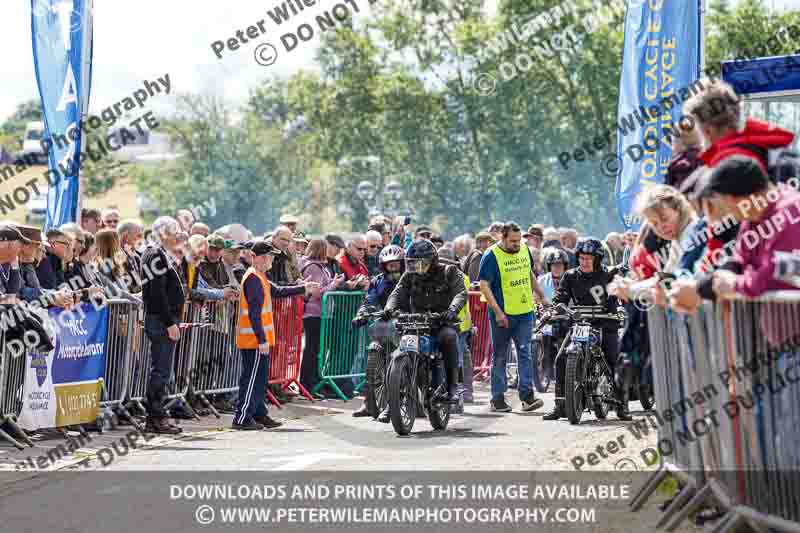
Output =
[
  {"x1": 365, "y1": 347, "x2": 388, "y2": 418},
  {"x1": 564, "y1": 351, "x2": 585, "y2": 425},
  {"x1": 388, "y1": 356, "x2": 416, "y2": 436}
]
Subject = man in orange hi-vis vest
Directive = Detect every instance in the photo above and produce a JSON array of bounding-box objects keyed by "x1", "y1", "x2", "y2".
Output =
[{"x1": 233, "y1": 241, "x2": 319, "y2": 430}]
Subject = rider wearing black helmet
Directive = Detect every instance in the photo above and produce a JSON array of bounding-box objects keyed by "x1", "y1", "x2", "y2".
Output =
[
  {"x1": 385, "y1": 239, "x2": 466, "y2": 403},
  {"x1": 545, "y1": 237, "x2": 631, "y2": 421},
  {"x1": 351, "y1": 245, "x2": 406, "y2": 420}
]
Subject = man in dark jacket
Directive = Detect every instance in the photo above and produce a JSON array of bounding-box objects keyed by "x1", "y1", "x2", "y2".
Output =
[
  {"x1": 37, "y1": 229, "x2": 71, "y2": 290},
  {"x1": 385, "y1": 240, "x2": 466, "y2": 403},
  {"x1": 547, "y1": 237, "x2": 629, "y2": 421},
  {"x1": 0, "y1": 224, "x2": 25, "y2": 298},
  {"x1": 141, "y1": 216, "x2": 186, "y2": 434},
  {"x1": 198, "y1": 235, "x2": 230, "y2": 288}
]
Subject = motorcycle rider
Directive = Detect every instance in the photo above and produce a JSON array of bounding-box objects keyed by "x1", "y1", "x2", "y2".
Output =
[
  {"x1": 384, "y1": 239, "x2": 466, "y2": 404},
  {"x1": 351, "y1": 245, "x2": 406, "y2": 421},
  {"x1": 536, "y1": 247, "x2": 569, "y2": 385},
  {"x1": 538, "y1": 247, "x2": 568, "y2": 301},
  {"x1": 544, "y1": 237, "x2": 631, "y2": 421}
]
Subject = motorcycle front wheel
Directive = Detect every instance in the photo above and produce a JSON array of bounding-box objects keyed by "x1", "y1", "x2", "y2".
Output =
[
  {"x1": 388, "y1": 356, "x2": 416, "y2": 436},
  {"x1": 565, "y1": 350, "x2": 585, "y2": 425}
]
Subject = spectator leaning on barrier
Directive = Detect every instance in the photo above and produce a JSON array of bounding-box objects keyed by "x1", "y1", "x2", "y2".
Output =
[
  {"x1": 364, "y1": 230, "x2": 383, "y2": 277},
  {"x1": 0, "y1": 224, "x2": 25, "y2": 298},
  {"x1": 269, "y1": 226, "x2": 299, "y2": 286},
  {"x1": 222, "y1": 241, "x2": 246, "y2": 288},
  {"x1": 198, "y1": 235, "x2": 229, "y2": 289},
  {"x1": 338, "y1": 235, "x2": 370, "y2": 290},
  {"x1": 697, "y1": 157, "x2": 800, "y2": 298},
  {"x1": 81, "y1": 207, "x2": 102, "y2": 235},
  {"x1": 233, "y1": 241, "x2": 318, "y2": 430},
  {"x1": 118, "y1": 219, "x2": 145, "y2": 293},
  {"x1": 299, "y1": 239, "x2": 346, "y2": 396},
  {"x1": 37, "y1": 229, "x2": 70, "y2": 290},
  {"x1": 17, "y1": 225, "x2": 62, "y2": 305},
  {"x1": 92, "y1": 229, "x2": 141, "y2": 303},
  {"x1": 182, "y1": 234, "x2": 237, "y2": 302},
  {"x1": 141, "y1": 216, "x2": 185, "y2": 435},
  {"x1": 684, "y1": 78, "x2": 795, "y2": 175},
  {"x1": 479, "y1": 221, "x2": 547, "y2": 414},
  {"x1": 65, "y1": 232, "x2": 106, "y2": 305},
  {"x1": 324, "y1": 234, "x2": 345, "y2": 276}
]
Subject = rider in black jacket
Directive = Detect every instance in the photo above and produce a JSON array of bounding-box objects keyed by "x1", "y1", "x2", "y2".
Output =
[
  {"x1": 545, "y1": 237, "x2": 631, "y2": 421},
  {"x1": 385, "y1": 240, "x2": 466, "y2": 403}
]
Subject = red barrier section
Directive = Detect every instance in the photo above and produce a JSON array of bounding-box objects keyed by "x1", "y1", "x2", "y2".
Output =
[
  {"x1": 267, "y1": 294, "x2": 309, "y2": 408},
  {"x1": 468, "y1": 291, "x2": 493, "y2": 380}
]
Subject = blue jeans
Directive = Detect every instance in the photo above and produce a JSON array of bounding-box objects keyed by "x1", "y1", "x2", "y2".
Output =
[{"x1": 490, "y1": 312, "x2": 534, "y2": 400}]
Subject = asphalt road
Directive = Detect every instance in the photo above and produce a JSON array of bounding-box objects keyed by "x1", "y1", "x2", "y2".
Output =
[{"x1": 0, "y1": 385, "x2": 692, "y2": 533}]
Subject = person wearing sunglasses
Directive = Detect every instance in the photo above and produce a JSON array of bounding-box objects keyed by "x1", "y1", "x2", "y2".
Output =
[
  {"x1": 364, "y1": 230, "x2": 383, "y2": 277},
  {"x1": 337, "y1": 235, "x2": 370, "y2": 291}
]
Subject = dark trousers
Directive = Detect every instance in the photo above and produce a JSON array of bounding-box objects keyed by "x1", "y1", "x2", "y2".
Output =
[
  {"x1": 300, "y1": 317, "x2": 321, "y2": 392},
  {"x1": 145, "y1": 315, "x2": 178, "y2": 420},
  {"x1": 234, "y1": 348, "x2": 270, "y2": 425}
]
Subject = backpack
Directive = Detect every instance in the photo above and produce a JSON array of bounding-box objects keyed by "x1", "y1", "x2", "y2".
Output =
[{"x1": 733, "y1": 143, "x2": 800, "y2": 185}]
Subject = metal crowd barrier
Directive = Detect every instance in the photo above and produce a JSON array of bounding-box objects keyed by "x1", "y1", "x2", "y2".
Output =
[
  {"x1": 268, "y1": 294, "x2": 310, "y2": 407},
  {"x1": 187, "y1": 299, "x2": 238, "y2": 417},
  {"x1": 631, "y1": 292, "x2": 800, "y2": 532},
  {"x1": 468, "y1": 292, "x2": 492, "y2": 380},
  {"x1": 312, "y1": 291, "x2": 368, "y2": 401},
  {"x1": 0, "y1": 330, "x2": 33, "y2": 449},
  {"x1": 99, "y1": 300, "x2": 143, "y2": 428},
  {"x1": 125, "y1": 305, "x2": 152, "y2": 417}
]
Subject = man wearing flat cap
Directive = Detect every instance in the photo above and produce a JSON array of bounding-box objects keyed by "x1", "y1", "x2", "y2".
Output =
[
  {"x1": 15, "y1": 225, "x2": 64, "y2": 306},
  {"x1": 198, "y1": 235, "x2": 230, "y2": 289},
  {"x1": 0, "y1": 224, "x2": 25, "y2": 300},
  {"x1": 221, "y1": 241, "x2": 247, "y2": 289},
  {"x1": 233, "y1": 241, "x2": 319, "y2": 430}
]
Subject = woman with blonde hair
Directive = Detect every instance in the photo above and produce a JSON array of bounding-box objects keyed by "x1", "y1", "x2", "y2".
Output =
[{"x1": 93, "y1": 228, "x2": 140, "y2": 301}]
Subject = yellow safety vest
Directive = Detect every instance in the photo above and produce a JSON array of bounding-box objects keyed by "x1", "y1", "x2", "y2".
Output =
[
  {"x1": 459, "y1": 274, "x2": 471, "y2": 333},
  {"x1": 490, "y1": 244, "x2": 534, "y2": 316},
  {"x1": 236, "y1": 268, "x2": 276, "y2": 348}
]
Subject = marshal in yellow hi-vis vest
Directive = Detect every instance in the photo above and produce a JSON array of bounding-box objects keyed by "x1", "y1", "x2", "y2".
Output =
[
  {"x1": 236, "y1": 268, "x2": 276, "y2": 348},
  {"x1": 490, "y1": 244, "x2": 534, "y2": 316},
  {"x1": 459, "y1": 273, "x2": 472, "y2": 333}
]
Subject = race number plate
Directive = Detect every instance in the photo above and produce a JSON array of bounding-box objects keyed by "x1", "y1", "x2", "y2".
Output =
[
  {"x1": 542, "y1": 325, "x2": 553, "y2": 336},
  {"x1": 573, "y1": 325, "x2": 591, "y2": 340},
  {"x1": 399, "y1": 335, "x2": 419, "y2": 352}
]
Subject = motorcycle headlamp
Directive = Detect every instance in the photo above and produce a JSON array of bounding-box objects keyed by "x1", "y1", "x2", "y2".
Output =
[{"x1": 406, "y1": 257, "x2": 432, "y2": 275}]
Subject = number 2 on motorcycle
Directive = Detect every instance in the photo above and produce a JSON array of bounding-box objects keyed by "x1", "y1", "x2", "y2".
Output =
[{"x1": 400, "y1": 335, "x2": 419, "y2": 352}]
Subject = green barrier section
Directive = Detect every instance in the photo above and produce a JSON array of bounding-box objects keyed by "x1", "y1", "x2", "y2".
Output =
[{"x1": 312, "y1": 291, "x2": 368, "y2": 400}]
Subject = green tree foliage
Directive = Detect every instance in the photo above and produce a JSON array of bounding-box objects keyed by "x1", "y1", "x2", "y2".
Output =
[
  {"x1": 128, "y1": 0, "x2": 797, "y2": 237},
  {"x1": 0, "y1": 99, "x2": 43, "y2": 152}
]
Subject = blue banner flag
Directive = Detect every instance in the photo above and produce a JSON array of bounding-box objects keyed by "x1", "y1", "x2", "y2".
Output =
[
  {"x1": 614, "y1": 0, "x2": 701, "y2": 229},
  {"x1": 31, "y1": 0, "x2": 94, "y2": 229}
]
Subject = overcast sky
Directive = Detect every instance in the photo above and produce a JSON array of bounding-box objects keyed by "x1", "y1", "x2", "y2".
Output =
[{"x1": 0, "y1": 0, "x2": 797, "y2": 123}]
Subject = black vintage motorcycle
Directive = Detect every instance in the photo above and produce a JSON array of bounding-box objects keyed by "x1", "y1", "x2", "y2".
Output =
[
  {"x1": 535, "y1": 304, "x2": 624, "y2": 425},
  {"x1": 385, "y1": 311, "x2": 453, "y2": 436}
]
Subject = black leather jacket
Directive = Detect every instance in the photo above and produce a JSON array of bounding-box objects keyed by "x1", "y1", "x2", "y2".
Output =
[
  {"x1": 553, "y1": 265, "x2": 622, "y2": 330},
  {"x1": 385, "y1": 264, "x2": 467, "y2": 316}
]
